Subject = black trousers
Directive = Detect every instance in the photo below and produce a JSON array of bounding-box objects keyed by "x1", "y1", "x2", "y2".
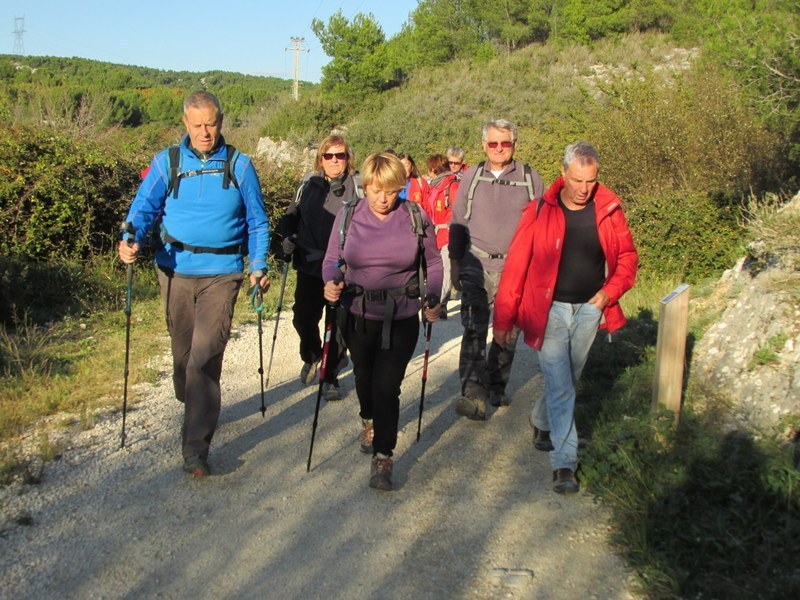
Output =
[
  {"x1": 343, "y1": 313, "x2": 419, "y2": 457},
  {"x1": 292, "y1": 270, "x2": 346, "y2": 381}
]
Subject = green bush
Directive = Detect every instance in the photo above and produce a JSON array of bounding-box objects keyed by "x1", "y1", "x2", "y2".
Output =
[
  {"x1": 590, "y1": 62, "x2": 785, "y2": 200},
  {"x1": 260, "y1": 95, "x2": 351, "y2": 145},
  {"x1": 0, "y1": 123, "x2": 140, "y2": 260},
  {"x1": 626, "y1": 190, "x2": 743, "y2": 281}
]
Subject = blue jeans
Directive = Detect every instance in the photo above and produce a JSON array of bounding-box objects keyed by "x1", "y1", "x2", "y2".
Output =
[{"x1": 532, "y1": 301, "x2": 601, "y2": 471}]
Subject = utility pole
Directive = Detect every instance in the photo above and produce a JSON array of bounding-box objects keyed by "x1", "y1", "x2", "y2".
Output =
[
  {"x1": 12, "y1": 16, "x2": 25, "y2": 56},
  {"x1": 285, "y1": 37, "x2": 309, "y2": 101}
]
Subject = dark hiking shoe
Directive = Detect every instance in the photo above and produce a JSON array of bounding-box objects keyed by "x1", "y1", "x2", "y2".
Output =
[
  {"x1": 300, "y1": 360, "x2": 319, "y2": 385},
  {"x1": 552, "y1": 468, "x2": 579, "y2": 494},
  {"x1": 455, "y1": 396, "x2": 486, "y2": 420},
  {"x1": 369, "y1": 455, "x2": 393, "y2": 491},
  {"x1": 323, "y1": 380, "x2": 342, "y2": 401},
  {"x1": 183, "y1": 456, "x2": 210, "y2": 478},
  {"x1": 359, "y1": 419, "x2": 374, "y2": 454},
  {"x1": 533, "y1": 427, "x2": 554, "y2": 452},
  {"x1": 488, "y1": 390, "x2": 509, "y2": 407}
]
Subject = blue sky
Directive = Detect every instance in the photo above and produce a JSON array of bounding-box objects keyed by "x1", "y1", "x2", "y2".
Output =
[{"x1": 4, "y1": 1, "x2": 419, "y2": 83}]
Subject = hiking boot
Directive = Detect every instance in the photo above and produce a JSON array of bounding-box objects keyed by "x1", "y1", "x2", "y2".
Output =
[
  {"x1": 300, "y1": 360, "x2": 319, "y2": 385},
  {"x1": 182, "y1": 456, "x2": 210, "y2": 478},
  {"x1": 552, "y1": 468, "x2": 579, "y2": 494},
  {"x1": 488, "y1": 389, "x2": 509, "y2": 407},
  {"x1": 533, "y1": 427, "x2": 554, "y2": 452},
  {"x1": 369, "y1": 455, "x2": 393, "y2": 491},
  {"x1": 358, "y1": 419, "x2": 374, "y2": 454},
  {"x1": 455, "y1": 396, "x2": 486, "y2": 421},
  {"x1": 323, "y1": 380, "x2": 341, "y2": 401}
]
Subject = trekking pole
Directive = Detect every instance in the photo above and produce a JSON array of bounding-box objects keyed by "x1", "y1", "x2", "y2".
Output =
[
  {"x1": 416, "y1": 294, "x2": 438, "y2": 442},
  {"x1": 307, "y1": 295, "x2": 339, "y2": 472},
  {"x1": 250, "y1": 271, "x2": 267, "y2": 417},
  {"x1": 262, "y1": 260, "x2": 290, "y2": 409},
  {"x1": 120, "y1": 221, "x2": 137, "y2": 449}
]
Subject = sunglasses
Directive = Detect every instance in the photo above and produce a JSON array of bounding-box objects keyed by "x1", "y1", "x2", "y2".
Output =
[
  {"x1": 322, "y1": 152, "x2": 348, "y2": 160},
  {"x1": 448, "y1": 161, "x2": 463, "y2": 166},
  {"x1": 486, "y1": 141, "x2": 514, "y2": 149}
]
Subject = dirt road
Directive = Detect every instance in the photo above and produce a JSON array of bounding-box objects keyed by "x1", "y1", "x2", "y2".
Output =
[{"x1": 0, "y1": 301, "x2": 636, "y2": 599}]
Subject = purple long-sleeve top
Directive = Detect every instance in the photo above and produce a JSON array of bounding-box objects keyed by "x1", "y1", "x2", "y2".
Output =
[{"x1": 322, "y1": 199, "x2": 443, "y2": 321}]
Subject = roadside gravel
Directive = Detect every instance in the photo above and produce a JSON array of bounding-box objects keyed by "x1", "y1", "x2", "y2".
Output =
[{"x1": 0, "y1": 301, "x2": 638, "y2": 599}]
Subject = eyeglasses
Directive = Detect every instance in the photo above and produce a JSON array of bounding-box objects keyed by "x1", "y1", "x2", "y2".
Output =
[
  {"x1": 486, "y1": 141, "x2": 514, "y2": 149},
  {"x1": 322, "y1": 152, "x2": 348, "y2": 160},
  {"x1": 448, "y1": 161, "x2": 463, "y2": 166}
]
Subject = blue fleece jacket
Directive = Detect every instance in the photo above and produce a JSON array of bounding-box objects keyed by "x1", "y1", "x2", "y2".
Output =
[{"x1": 124, "y1": 135, "x2": 270, "y2": 275}]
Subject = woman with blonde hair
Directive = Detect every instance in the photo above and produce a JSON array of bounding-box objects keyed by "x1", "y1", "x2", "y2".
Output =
[{"x1": 322, "y1": 152, "x2": 443, "y2": 491}]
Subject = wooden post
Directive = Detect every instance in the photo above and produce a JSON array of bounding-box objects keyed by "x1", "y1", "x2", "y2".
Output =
[{"x1": 652, "y1": 283, "x2": 690, "y2": 425}]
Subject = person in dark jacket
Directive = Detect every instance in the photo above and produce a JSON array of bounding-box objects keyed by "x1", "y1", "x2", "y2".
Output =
[
  {"x1": 279, "y1": 135, "x2": 359, "y2": 401},
  {"x1": 119, "y1": 91, "x2": 270, "y2": 477},
  {"x1": 322, "y1": 152, "x2": 443, "y2": 491}
]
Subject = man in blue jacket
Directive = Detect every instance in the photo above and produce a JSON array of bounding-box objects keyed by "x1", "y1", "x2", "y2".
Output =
[{"x1": 119, "y1": 91, "x2": 270, "y2": 477}]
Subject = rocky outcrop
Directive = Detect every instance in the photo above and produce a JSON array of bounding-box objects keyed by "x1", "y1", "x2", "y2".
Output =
[
  {"x1": 255, "y1": 136, "x2": 315, "y2": 172},
  {"x1": 693, "y1": 193, "x2": 800, "y2": 436}
]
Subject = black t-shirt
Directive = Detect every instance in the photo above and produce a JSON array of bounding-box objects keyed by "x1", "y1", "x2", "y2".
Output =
[{"x1": 553, "y1": 199, "x2": 605, "y2": 303}]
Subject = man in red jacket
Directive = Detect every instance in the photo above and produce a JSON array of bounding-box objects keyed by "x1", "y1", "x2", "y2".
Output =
[{"x1": 493, "y1": 141, "x2": 638, "y2": 495}]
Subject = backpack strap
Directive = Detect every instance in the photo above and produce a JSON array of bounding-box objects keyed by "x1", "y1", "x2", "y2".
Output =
[
  {"x1": 167, "y1": 144, "x2": 240, "y2": 199},
  {"x1": 464, "y1": 162, "x2": 535, "y2": 220},
  {"x1": 352, "y1": 172, "x2": 365, "y2": 199},
  {"x1": 222, "y1": 144, "x2": 240, "y2": 190},
  {"x1": 166, "y1": 146, "x2": 181, "y2": 199},
  {"x1": 406, "y1": 201, "x2": 428, "y2": 309},
  {"x1": 337, "y1": 197, "x2": 359, "y2": 273}
]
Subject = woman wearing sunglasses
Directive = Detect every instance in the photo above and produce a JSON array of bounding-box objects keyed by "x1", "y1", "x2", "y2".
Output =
[{"x1": 278, "y1": 135, "x2": 361, "y2": 400}]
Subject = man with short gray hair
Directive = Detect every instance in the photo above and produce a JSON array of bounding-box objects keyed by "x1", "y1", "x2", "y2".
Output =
[
  {"x1": 449, "y1": 119, "x2": 544, "y2": 420},
  {"x1": 493, "y1": 141, "x2": 638, "y2": 494},
  {"x1": 119, "y1": 90, "x2": 270, "y2": 477}
]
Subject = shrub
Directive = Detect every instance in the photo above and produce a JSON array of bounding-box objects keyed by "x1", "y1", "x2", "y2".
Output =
[
  {"x1": 626, "y1": 190, "x2": 743, "y2": 281},
  {"x1": 0, "y1": 123, "x2": 140, "y2": 261},
  {"x1": 590, "y1": 61, "x2": 785, "y2": 201}
]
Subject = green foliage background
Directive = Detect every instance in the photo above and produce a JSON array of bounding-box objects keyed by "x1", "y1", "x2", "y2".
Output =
[{"x1": 1, "y1": 2, "x2": 799, "y2": 597}]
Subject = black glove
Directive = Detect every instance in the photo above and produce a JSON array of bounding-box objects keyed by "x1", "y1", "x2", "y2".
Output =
[
  {"x1": 450, "y1": 259, "x2": 461, "y2": 292},
  {"x1": 282, "y1": 236, "x2": 296, "y2": 255}
]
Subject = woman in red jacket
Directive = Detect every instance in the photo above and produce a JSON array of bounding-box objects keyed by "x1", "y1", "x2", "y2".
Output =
[
  {"x1": 399, "y1": 153, "x2": 429, "y2": 206},
  {"x1": 424, "y1": 153, "x2": 460, "y2": 317},
  {"x1": 493, "y1": 141, "x2": 638, "y2": 495}
]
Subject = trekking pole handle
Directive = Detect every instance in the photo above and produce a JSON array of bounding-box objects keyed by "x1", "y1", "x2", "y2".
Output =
[
  {"x1": 120, "y1": 221, "x2": 137, "y2": 246},
  {"x1": 422, "y1": 293, "x2": 440, "y2": 324},
  {"x1": 327, "y1": 275, "x2": 344, "y2": 308},
  {"x1": 250, "y1": 270, "x2": 264, "y2": 311}
]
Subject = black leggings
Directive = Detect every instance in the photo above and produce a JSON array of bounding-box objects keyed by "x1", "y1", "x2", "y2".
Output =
[{"x1": 343, "y1": 313, "x2": 419, "y2": 456}]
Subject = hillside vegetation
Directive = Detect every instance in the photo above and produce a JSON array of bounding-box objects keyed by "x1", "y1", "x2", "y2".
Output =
[{"x1": 1, "y1": 1, "x2": 799, "y2": 597}]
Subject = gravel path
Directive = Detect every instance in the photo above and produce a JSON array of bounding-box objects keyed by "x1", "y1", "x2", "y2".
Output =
[{"x1": 0, "y1": 300, "x2": 637, "y2": 599}]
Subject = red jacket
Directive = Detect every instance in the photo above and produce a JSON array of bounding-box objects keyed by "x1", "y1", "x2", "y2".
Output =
[
  {"x1": 406, "y1": 176, "x2": 429, "y2": 206},
  {"x1": 493, "y1": 177, "x2": 638, "y2": 350},
  {"x1": 425, "y1": 173, "x2": 459, "y2": 249}
]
